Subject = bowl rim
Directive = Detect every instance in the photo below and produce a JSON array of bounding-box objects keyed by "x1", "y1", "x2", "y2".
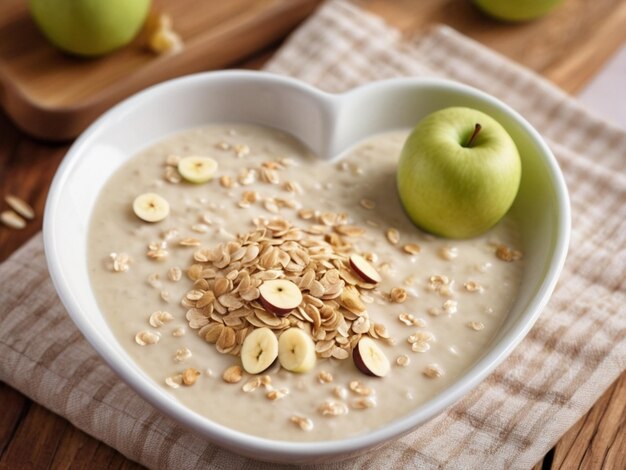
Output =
[{"x1": 43, "y1": 70, "x2": 571, "y2": 460}]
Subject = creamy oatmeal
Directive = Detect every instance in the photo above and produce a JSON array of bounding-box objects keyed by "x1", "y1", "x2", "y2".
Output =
[{"x1": 88, "y1": 124, "x2": 523, "y2": 441}]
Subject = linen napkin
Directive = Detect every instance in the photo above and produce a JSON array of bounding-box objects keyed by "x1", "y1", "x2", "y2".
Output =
[{"x1": 1, "y1": 1, "x2": 625, "y2": 468}]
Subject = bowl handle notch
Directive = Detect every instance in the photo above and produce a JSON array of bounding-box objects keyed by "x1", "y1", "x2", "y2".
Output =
[
  {"x1": 198, "y1": 72, "x2": 342, "y2": 161},
  {"x1": 197, "y1": 74, "x2": 447, "y2": 161},
  {"x1": 327, "y1": 80, "x2": 445, "y2": 159}
]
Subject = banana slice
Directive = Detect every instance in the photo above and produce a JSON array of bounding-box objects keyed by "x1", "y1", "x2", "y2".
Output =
[
  {"x1": 353, "y1": 336, "x2": 390, "y2": 377},
  {"x1": 278, "y1": 328, "x2": 316, "y2": 373},
  {"x1": 349, "y1": 254, "x2": 382, "y2": 284},
  {"x1": 259, "y1": 279, "x2": 302, "y2": 316},
  {"x1": 132, "y1": 193, "x2": 170, "y2": 222},
  {"x1": 241, "y1": 327, "x2": 278, "y2": 374},
  {"x1": 177, "y1": 156, "x2": 218, "y2": 183}
]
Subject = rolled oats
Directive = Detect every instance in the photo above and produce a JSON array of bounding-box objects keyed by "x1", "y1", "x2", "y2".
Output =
[
  {"x1": 135, "y1": 330, "x2": 160, "y2": 346},
  {"x1": 181, "y1": 220, "x2": 390, "y2": 363},
  {"x1": 234, "y1": 144, "x2": 250, "y2": 158},
  {"x1": 5, "y1": 195, "x2": 35, "y2": 220},
  {"x1": 174, "y1": 347, "x2": 192, "y2": 362},
  {"x1": 172, "y1": 326, "x2": 186, "y2": 337},
  {"x1": 351, "y1": 397, "x2": 376, "y2": 409},
  {"x1": 86, "y1": 123, "x2": 527, "y2": 441},
  {"x1": 260, "y1": 167, "x2": 280, "y2": 185},
  {"x1": 108, "y1": 252, "x2": 131, "y2": 272},
  {"x1": 331, "y1": 347, "x2": 350, "y2": 360},
  {"x1": 390, "y1": 287, "x2": 408, "y2": 303},
  {"x1": 427, "y1": 275, "x2": 452, "y2": 297},
  {"x1": 373, "y1": 323, "x2": 390, "y2": 339},
  {"x1": 222, "y1": 365, "x2": 243, "y2": 384},
  {"x1": 147, "y1": 14, "x2": 183, "y2": 55},
  {"x1": 464, "y1": 281, "x2": 483, "y2": 292},
  {"x1": 259, "y1": 375, "x2": 272, "y2": 389},
  {"x1": 266, "y1": 388, "x2": 289, "y2": 400},
  {"x1": 191, "y1": 224, "x2": 210, "y2": 234},
  {"x1": 164, "y1": 166, "x2": 182, "y2": 184},
  {"x1": 149, "y1": 310, "x2": 173, "y2": 327},
  {"x1": 349, "y1": 381, "x2": 373, "y2": 396},
  {"x1": 411, "y1": 341, "x2": 430, "y2": 353},
  {"x1": 263, "y1": 198, "x2": 279, "y2": 213},
  {"x1": 182, "y1": 368, "x2": 201, "y2": 385},
  {"x1": 318, "y1": 371, "x2": 333, "y2": 384},
  {"x1": 467, "y1": 321, "x2": 485, "y2": 331},
  {"x1": 147, "y1": 240, "x2": 168, "y2": 260},
  {"x1": 333, "y1": 386, "x2": 348, "y2": 400},
  {"x1": 179, "y1": 237, "x2": 201, "y2": 247},
  {"x1": 290, "y1": 415, "x2": 314, "y2": 431},
  {"x1": 283, "y1": 181, "x2": 303, "y2": 194},
  {"x1": 495, "y1": 244, "x2": 523, "y2": 262},
  {"x1": 298, "y1": 208, "x2": 315, "y2": 220},
  {"x1": 238, "y1": 190, "x2": 259, "y2": 208},
  {"x1": 398, "y1": 312, "x2": 426, "y2": 327},
  {"x1": 335, "y1": 225, "x2": 365, "y2": 237},
  {"x1": 318, "y1": 400, "x2": 348, "y2": 417},
  {"x1": 242, "y1": 377, "x2": 261, "y2": 392},
  {"x1": 396, "y1": 354, "x2": 410, "y2": 367},
  {"x1": 168, "y1": 267, "x2": 182, "y2": 282},
  {"x1": 238, "y1": 168, "x2": 256, "y2": 185},
  {"x1": 438, "y1": 246, "x2": 458, "y2": 260},
  {"x1": 409, "y1": 331, "x2": 435, "y2": 343},
  {"x1": 442, "y1": 299, "x2": 458, "y2": 314},
  {"x1": 165, "y1": 374, "x2": 183, "y2": 389},
  {"x1": 427, "y1": 307, "x2": 442, "y2": 317},
  {"x1": 403, "y1": 243, "x2": 421, "y2": 255},
  {"x1": 423, "y1": 364, "x2": 444, "y2": 379},
  {"x1": 220, "y1": 175, "x2": 233, "y2": 188},
  {"x1": 385, "y1": 228, "x2": 400, "y2": 245},
  {"x1": 351, "y1": 316, "x2": 370, "y2": 335}
]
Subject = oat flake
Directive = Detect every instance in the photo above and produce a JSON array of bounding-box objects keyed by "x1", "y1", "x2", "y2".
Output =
[
  {"x1": 290, "y1": 415, "x2": 314, "y2": 431},
  {"x1": 396, "y1": 355, "x2": 410, "y2": 367},
  {"x1": 5, "y1": 195, "x2": 35, "y2": 220},
  {"x1": 423, "y1": 364, "x2": 444, "y2": 379},
  {"x1": 135, "y1": 330, "x2": 160, "y2": 346}
]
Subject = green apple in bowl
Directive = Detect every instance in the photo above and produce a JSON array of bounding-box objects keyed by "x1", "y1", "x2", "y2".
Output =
[
  {"x1": 29, "y1": 0, "x2": 152, "y2": 57},
  {"x1": 474, "y1": 0, "x2": 563, "y2": 22},
  {"x1": 397, "y1": 107, "x2": 521, "y2": 239}
]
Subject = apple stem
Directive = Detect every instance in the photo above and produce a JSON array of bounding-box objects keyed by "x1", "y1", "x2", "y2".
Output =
[{"x1": 464, "y1": 123, "x2": 482, "y2": 148}]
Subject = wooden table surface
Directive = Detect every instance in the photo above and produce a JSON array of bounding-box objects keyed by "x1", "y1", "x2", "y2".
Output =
[{"x1": 1, "y1": 0, "x2": 625, "y2": 468}]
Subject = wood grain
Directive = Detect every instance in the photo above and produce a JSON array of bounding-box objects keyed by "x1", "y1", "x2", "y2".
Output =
[
  {"x1": 357, "y1": 0, "x2": 626, "y2": 94},
  {"x1": 550, "y1": 374, "x2": 626, "y2": 469},
  {"x1": 1, "y1": 0, "x2": 625, "y2": 468},
  {"x1": 0, "y1": 0, "x2": 321, "y2": 140}
]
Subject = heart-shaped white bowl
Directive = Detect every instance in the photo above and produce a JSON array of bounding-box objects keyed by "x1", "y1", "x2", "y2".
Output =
[{"x1": 44, "y1": 70, "x2": 570, "y2": 463}]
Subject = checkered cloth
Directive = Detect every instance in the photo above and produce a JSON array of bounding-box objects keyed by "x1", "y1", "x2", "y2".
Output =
[{"x1": 1, "y1": 1, "x2": 624, "y2": 468}]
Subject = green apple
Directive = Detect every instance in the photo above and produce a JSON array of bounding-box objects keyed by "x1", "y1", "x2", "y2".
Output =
[
  {"x1": 474, "y1": 0, "x2": 563, "y2": 22},
  {"x1": 397, "y1": 107, "x2": 521, "y2": 239},
  {"x1": 29, "y1": 0, "x2": 152, "y2": 57}
]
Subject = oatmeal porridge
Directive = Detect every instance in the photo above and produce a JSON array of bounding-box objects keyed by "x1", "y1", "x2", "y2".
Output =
[{"x1": 88, "y1": 124, "x2": 523, "y2": 441}]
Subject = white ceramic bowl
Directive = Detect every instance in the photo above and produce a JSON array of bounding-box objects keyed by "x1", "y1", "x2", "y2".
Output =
[{"x1": 44, "y1": 70, "x2": 570, "y2": 463}]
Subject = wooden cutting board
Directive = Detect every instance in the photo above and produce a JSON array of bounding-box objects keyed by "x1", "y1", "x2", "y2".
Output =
[{"x1": 0, "y1": 0, "x2": 321, "y2": 141}]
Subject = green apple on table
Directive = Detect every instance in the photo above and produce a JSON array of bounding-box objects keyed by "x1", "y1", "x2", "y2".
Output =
[
  {"x1": 28, "y1": 0, "x2": 152, "y2": 57},
  {"x1": 397, "y1": 107, "x2": 521, "y2": 239},
  {"x1": 474, "y1": 0, "x2": 564, "y2": 22}
]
